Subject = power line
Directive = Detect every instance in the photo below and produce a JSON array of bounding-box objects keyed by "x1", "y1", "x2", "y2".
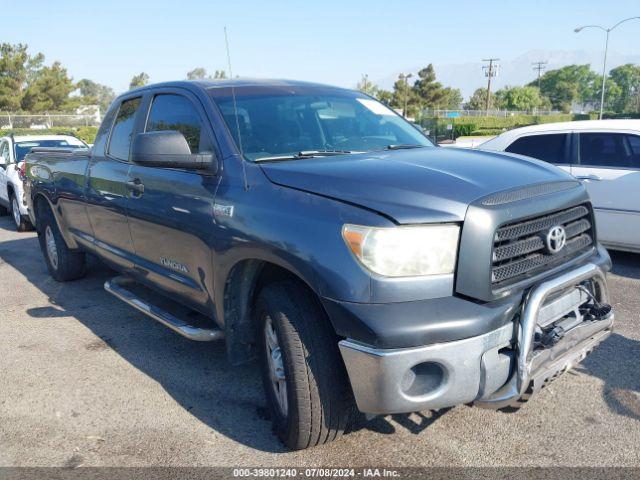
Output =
[
  {"x1": 532, "y1": 61, "x2": 548, "y2": 89},
  {"x1": 482, "y1": 58, "x2": 500, "y2": 111}
]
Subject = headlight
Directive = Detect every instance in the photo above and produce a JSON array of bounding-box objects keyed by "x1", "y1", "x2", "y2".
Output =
[{"x1": 342, "y1": 224, "x2": 460, "y2": 277}]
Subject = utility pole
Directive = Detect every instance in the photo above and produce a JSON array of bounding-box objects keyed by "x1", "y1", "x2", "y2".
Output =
[
  {"x1": 532, "y1": 61, "x2": 547, "y2": 89},
  {"x1": 482, "y1": 58, "x2": 499, "y2": 112}
]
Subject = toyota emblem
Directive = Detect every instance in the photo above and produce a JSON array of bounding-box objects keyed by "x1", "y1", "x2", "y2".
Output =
[{"x1": 546, "y1": 225, "x2": 567, "y2": 254}]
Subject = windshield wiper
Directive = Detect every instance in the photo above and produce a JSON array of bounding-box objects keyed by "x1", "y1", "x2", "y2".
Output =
[
  {"x1": 255, "y1": 150, "x2": 356, "y2": 162},
  {"x1": 386, "y1": 144, "x2": 426, "y2": 150}
]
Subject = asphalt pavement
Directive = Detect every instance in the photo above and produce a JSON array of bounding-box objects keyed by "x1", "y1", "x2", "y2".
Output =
[{"x1": 0, "y1": 216, "x2": 638, "y2": 467}]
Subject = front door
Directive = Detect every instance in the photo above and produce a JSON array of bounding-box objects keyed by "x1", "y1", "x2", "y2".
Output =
[
  {"x1": 85, "y1": 96, "x2": 143, "y2": 269},
  {"x1": 125, "y1": 91, "x2": 220, "y2": 313},
  {"x1": 572, "y1": 131, "x2": 640, "y2": 251},
  {"x1": 504, "y1": 132, "x2": 573, "y2": 174}
]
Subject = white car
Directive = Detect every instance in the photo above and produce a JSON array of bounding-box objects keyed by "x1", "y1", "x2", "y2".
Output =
[
  {"x1": 480, "y1": 120, "x2": 640, "y2": 254},
  {"x1": 0, "y1": 135, "x2": 88, "y2": 231}
]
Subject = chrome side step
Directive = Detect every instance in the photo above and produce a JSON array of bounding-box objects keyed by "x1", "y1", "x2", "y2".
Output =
[{"x1": 104, "y1": 276, "x2": 224, "y2": 342}]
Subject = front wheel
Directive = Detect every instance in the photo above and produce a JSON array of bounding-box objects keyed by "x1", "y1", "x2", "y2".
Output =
[{"x1": 255, "y1": 280, "x2": 355, "y2": 450}]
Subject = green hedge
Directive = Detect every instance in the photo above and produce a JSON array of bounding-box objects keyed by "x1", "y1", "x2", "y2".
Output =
[
  {"x1": 421, "y1": 113, "x2": 597, "y2": 141},
  {"x1": 0, "y1": 126, "x2": 99, "y2": 144}
]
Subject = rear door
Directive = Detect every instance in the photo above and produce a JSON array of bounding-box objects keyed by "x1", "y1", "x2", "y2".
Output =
[
  {"x1": 126, "y1": 89, "x2": 220, "y2": 313},
  {"x1": 573, "y1": 131, "x2": 640, "y2": 251},
  {"x1": 504, "y1": 132, "x2": 573, "y2": 174},
  {"x1": 85, "y1": 95, "x2": 143, "y2": 269}
]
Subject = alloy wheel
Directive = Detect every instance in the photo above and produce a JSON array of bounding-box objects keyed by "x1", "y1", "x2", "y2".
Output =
[{"x1": 264, "y1": 317, "x2": 288, "y2": 416}]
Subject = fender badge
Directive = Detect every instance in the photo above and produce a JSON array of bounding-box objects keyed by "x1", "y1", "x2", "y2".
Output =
[{"x1": 213, "y1": 203, "x2": 234, "y2": 218}]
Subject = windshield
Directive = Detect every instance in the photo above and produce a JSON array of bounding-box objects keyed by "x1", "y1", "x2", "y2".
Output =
[
  {"x1": 209, "y1": 85, "x2": 433, "y2": 161},
  {"x1": 14, "y1": 139, "x2": 87, "y2": 162}
]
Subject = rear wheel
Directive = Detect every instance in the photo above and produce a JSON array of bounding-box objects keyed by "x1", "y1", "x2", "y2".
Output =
[
  {"x1": 37, "y1": 205, "x2": 86, "y2": 281},
  {"x1": 255, "y1": 280, "x2": 355, "y2": 450},
  {"x1": 10, "y1": 194, "x2": 32, "y2": 232}
]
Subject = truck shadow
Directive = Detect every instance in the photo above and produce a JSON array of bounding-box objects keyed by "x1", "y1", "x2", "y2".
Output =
[
  {"x1": 0, "y1": 224, "x2": 450, "y2": 452},
  {"x1": 609, "y1": 250, "x2": 640, "y2": 280},
  {"x1": 576, "y1": 332, "x2": 640, "y2": 422}
]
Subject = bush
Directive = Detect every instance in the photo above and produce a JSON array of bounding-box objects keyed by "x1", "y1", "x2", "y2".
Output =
[
  {"x1": 453, "y1": 123, "x2": 476, "y2": 138},
  {"x1": 0, "y1": 126, "x2": 99, "y2": 144},
  {"x1": 469, "y1": 128, "x2": 508, "y2": 137}
]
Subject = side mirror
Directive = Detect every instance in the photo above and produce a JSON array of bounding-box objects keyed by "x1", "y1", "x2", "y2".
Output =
[
  {"x1": 131, "y1": 131, "x2": 217, "y2": 173},
  {"x1": 0, "y1": 155, "x2": 6, "y2": 167}
]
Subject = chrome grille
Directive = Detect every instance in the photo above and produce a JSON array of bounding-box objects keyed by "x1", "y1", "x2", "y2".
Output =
[{"x1": 492, "y1": 205, "x2": 594, "y2": 286}]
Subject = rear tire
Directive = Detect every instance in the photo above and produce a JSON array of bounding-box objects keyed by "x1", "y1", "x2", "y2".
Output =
[
  {"x1": 255, "y1": 280, "x2": 355, "y2": 450},
  {"x1": 10, "y1": 194, "x2": 32, "y2": 232},
  {"x1": 37, "y1": 205, "x2": 86, "y2": 281}
]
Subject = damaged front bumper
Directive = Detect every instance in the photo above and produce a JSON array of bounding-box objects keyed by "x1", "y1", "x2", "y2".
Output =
[{"x1": 339, "y1": 258, "x2": 613, "y2": 414}]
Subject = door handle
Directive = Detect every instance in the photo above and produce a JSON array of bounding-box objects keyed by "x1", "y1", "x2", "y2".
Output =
[
  {"x1": 126, "y1": 178, "x2": 145, "y2": 195},
  {"x1": 575, "y1": 174, "x2": 601, "y2": 182}
]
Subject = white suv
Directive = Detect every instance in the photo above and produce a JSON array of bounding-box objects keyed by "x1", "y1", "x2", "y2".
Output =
[
  {"x1": 480, "y1": 120, "x2": 640, "y2": 254},
  {"x1": 0, "y1": 135, "x2": 88, "y2": 231}
]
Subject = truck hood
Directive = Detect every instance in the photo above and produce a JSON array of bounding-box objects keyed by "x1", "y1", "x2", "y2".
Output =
[{"x1": 259, "y1": 147, "x2": 577, "y2": 224}]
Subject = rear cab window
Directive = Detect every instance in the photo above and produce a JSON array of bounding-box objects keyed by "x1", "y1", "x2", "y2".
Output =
[
  {"x1": 505, "y1": 133, "x2": 570, "y2": 164},
  {"x1": 108, "y1": 97, "x2": 143, "y2": 161}
]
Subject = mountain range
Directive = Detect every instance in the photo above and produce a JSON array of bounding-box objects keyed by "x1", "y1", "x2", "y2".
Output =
[{"x1": 374, "y1": 50, "x2": 640, "y2": 101}]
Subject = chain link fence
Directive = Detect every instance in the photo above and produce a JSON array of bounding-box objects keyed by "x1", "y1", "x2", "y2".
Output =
[
  {"x1": 423, "y1": 109, "x2": 562, "y2": 118},
  {"x1": 0, "y1": 113, "x2": 101, "y2": 129}
]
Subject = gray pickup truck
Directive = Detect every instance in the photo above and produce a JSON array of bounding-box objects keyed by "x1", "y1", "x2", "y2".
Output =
[{"x1": 25, "y1": 79, "x2": 614, "y2": 450}]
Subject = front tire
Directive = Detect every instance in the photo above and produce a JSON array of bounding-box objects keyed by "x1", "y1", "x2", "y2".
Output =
[
  {"x1": 10, "y1": 194, "x2": 32, "y2": 232},
  {"x1": 255, "y1": 280, "x2": 355, "y2": 450},
  {"x1": 37, "y1": 206, "x2": 86, "y2": 281}
]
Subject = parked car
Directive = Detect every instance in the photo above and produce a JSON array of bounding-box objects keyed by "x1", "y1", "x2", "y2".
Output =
[
  {"x1": 25, "y1": 80, "x2": 614, "y2": 450},
  {"x1": 0, "y1": 134, "x2": 88, "y2": 231},
  {"x1": 479, "y1": 120, "x2": 640, "y2": 253}
]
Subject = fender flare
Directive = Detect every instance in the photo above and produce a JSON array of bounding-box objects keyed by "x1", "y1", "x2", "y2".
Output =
[{"x1": 32, "y1": 192, "x2": 79, "y2": 249}]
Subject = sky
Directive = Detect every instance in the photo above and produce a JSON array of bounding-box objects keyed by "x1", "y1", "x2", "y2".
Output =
[{"x1": 6, "y1": 0, "x2": 640, "y2": 95}]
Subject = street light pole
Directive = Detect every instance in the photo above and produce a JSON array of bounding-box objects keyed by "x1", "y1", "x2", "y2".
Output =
[
  {"x1": 574, "y1": 16, "x2": 640, "y2": 120},
  {"x1": 599, "y1": 30, "x2": 610, "y2": 120},
  {"x1": 401, "y1": 73, "x2": 413, "y2": 118}
]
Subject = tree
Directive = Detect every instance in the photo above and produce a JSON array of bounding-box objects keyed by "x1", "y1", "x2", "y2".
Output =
[
  {"x1": 608, "y1": 64, "x2": 640, "y2": 113},
  {"x1": 77, "y1": 79, "x2": 115, "y2": 112},
  {"x1": 187, "y1": 68, "x2": 227, "y2": 80},
  {"x1": 21, "y1": 61, "x2": 76, "y2": 112},
  {"x1": 0, "y1": 43, "x2": 44, "y2": 110},
  {"x1": 390, "y1": 74, "x2": 418, "y2": 117},
  {"x1": 439, "y1": 87, "x2": 463, "y2": 109},
  {"x1": 129, "y1": 72, "x2": 149, "y2": 89},
  {"x1": 187, "y1": 67, "x2": 208, "y2": 80},
  {"x1": 494, "y1": 85, "x2": 547, "y2": 111},
  {"x1": 356, "y1": 74, "x2": 379, "y2": 96},
  {"x1": 529, "y1": 65, "x2": 599, "y2": 112},
  {"x1": 466, "y1": 88, "x2": 494, "y2": 110},
  {"x1": 411, "y1": 64, "x2": 448, "y2": 111},
  {"x1": 375, "y1": 89, "x2": 393, "y2": 105}
]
